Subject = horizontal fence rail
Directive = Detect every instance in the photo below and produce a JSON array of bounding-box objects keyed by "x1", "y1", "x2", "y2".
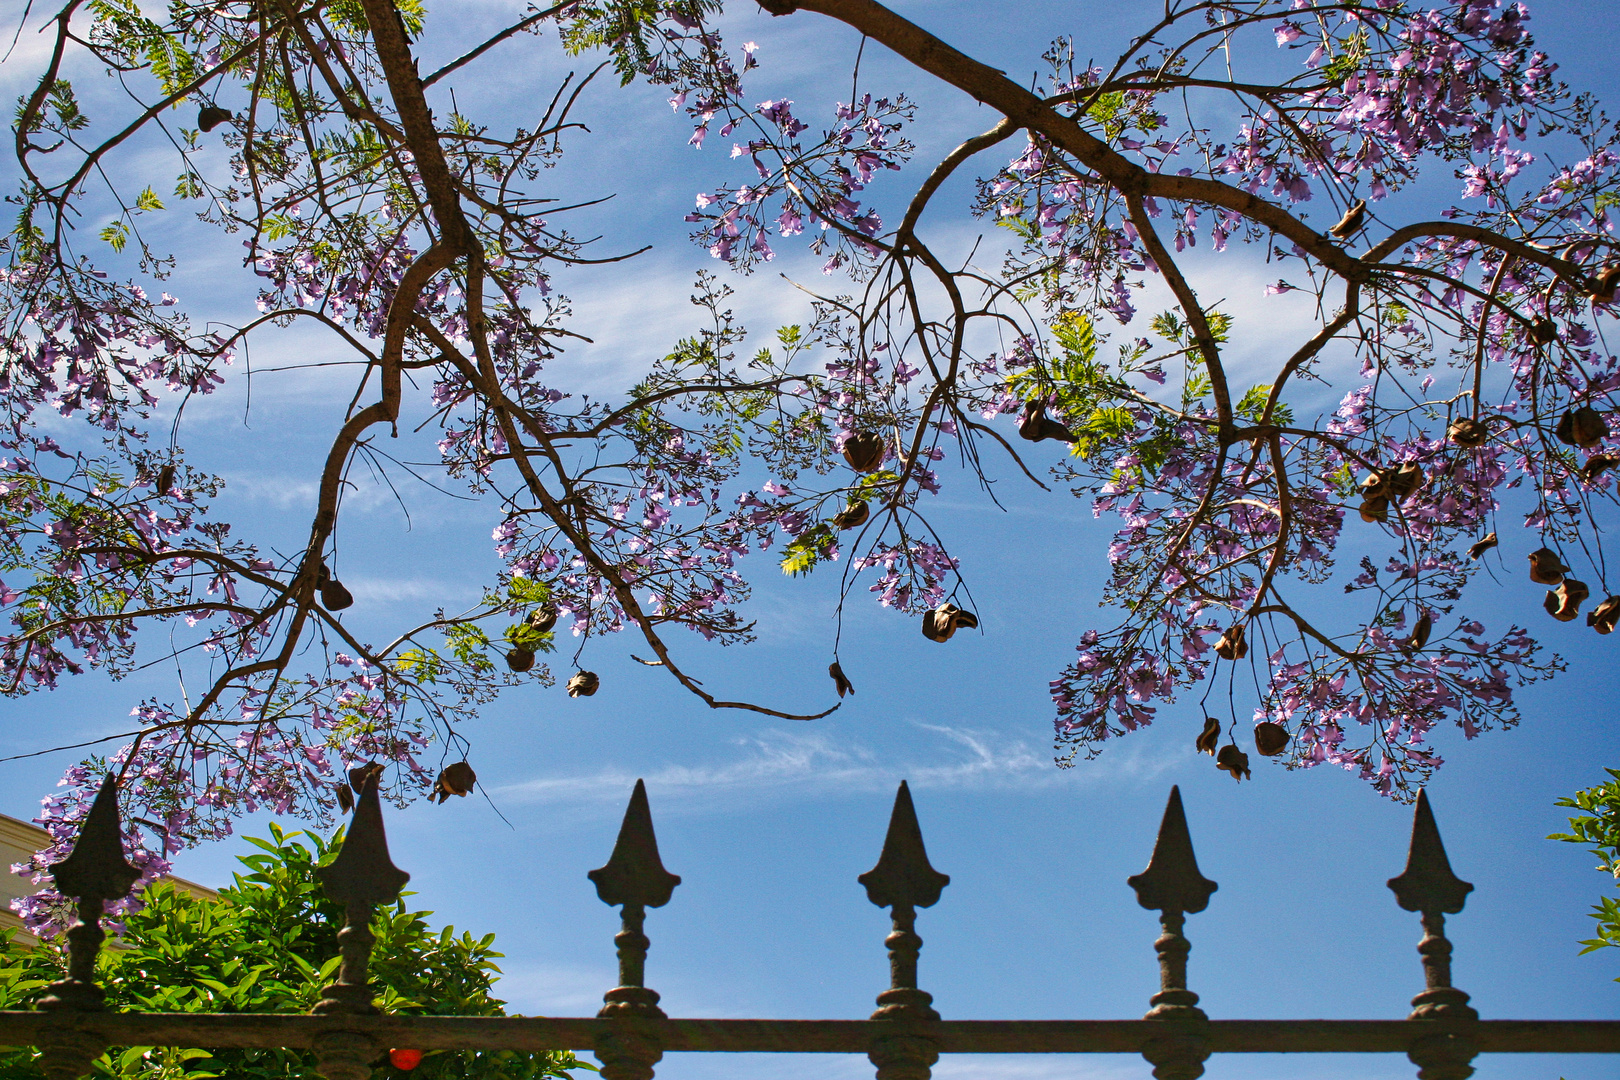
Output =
[{"x1": 8, "y1": 772, "x2": 1619, "y2": 1080}]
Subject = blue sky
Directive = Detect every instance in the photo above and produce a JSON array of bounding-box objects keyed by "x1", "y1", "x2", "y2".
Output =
[{"x1": 2, "y1": 2, "x2": 1619, "y2": 1079}]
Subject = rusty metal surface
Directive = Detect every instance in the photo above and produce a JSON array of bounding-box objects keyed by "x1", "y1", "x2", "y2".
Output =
[
  {"x1": 48, "y1": 774, "x2": 139, "y2": 904},
  {"x1": 0, "y1": 1015, "x2": 1614, "y2": 1054}
]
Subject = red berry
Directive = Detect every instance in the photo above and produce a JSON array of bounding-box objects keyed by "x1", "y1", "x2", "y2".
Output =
[{"x1": 390, "y1": 1048, "x2": 424, "y2": 1070}]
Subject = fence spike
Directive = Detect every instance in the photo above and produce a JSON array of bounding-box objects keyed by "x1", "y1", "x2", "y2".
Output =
[
  {"x1": 37, "y1": 773, "x2": 138, "y2": 1075},
  {"x1": 1128, "y1": 787, "x2": 1214, "y2": 1080},
  {"x1": 313, "y1": 768, "x2": 408, "y2": 1030},
  {"x1": 862, "y1": 782, "x2": 945, "y2": 1080},
  {"x1": 591, "y1": 780, "x2": 677, "y2": 1080},
  {"x1": 1388, "y1": 790, "x2": 1478, "y2": 1080}
]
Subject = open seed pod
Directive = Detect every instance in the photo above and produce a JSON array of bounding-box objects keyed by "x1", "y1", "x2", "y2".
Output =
[
  {"x1": 1528, "y1": 547, "x2": 1568, "y2": 585},
  {"x1": 1402, "y1": 610, "x2": 1432, "y2": 652},
  {"x1": 921, "y1": 603, "x2": 976, "y2": 642},
  {"x1": 1588, "y1": 596, "x2": 1620, "y2": 635},
  {"x1": 1545, "y1": 578, "x2": 1590, "y2": 622},
  {"x1": 434, "y1": 761, "x2": 477, "y2": 803},
  {"x1": 155, "y1": 464, "x2": 176, "y2": 495},
  {"x1": 1467, "y1": 532, "x2": 1498, "y2": 560},
  {"x1": 528, "y1": 606, "x2": 558, "y2": 634},
  {"x1": 1359, "y1": 471, "x2": 1389, "y2": 500},
  {"x1": 1215, "y1": 743, "x2": 1252, "y2": 782},
  {"x1": 1447, "y1": 417, "x2": 1489, "y2": 447},
  {"x1": 829, "y1": 661, "x2": 855, "y2": 698},
  {"x1": 567, "y1": 671, "x2": 600, "y2": 697},
  {"x1": 1328, "y1": 198, "x2": 1366, "y2": 240},
  {"x1": 1213, "y1": 623, "x2": 1248, "y2": 660},
  {"x1": 1388, "y1": 462, "x2": 1424, "y2": 500},
  {"x1": 1593, "y1": 264, "x2": 1620, "y2": 303},
  {"x1": 1581, "y1": 454, "x2": 1619, "y2": 483},
  {"x1": 1359, "y1": 494, "x2": 1389, "y2": 523},
  {"x1": 506, "y1": 647, "x2": 535, "y2": 673},
  {"x1": 842, "y1": 432, "x2": 884, "y2": 473},
  {"x1": 1557, "y1": 405, "x2": 1609, "y2": 448},
  {"x1": 197, "y1": 106, "x2": 234, "y2": 132},
  {"x1": 320, "y1": 577, "x2": 354, "y2": 611},
  {"x1": 1017, "y1": 401, "x2": 1077, "y2": 443},
  {"x1": 833, "y1": 500, "x2": 870, "y2": 530},
  {"x1": 335, "y1": 783, "x2": 355, "y2": 814},
  {"x1": 1530, "y1": 316, "x2": 1558, "y2": 344},
  {"x1": 1195, "y1": 715, "x2": 1222, "y2": 756},
  {"x1": 1253, "y1": 721, "x2": 1291, "y2": 757}
]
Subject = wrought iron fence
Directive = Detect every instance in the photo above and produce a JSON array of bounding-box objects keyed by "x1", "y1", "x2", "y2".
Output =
[{"x1": 1, "y1": 772, "x2": 1615, "y2": 1080}]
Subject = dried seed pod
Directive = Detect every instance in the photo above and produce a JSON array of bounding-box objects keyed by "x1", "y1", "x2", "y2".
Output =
[
  {"x1": 1466, "y1": 532, "x2": 1498, "y2": 561},
  {"x1": 528, "y1": 606, "x2": 558, "y2": 634},
  {"x1": 506, "y1": 647, "x2": 535, "y2": 673},
  {"x1": 1195, "y1": 715, "x2": 1222, "y2": 756},
  {"x1": 155, "y1": 464, "x2": 176, "y2": 495},
  {"x1": 1388, "y1": 462, "x2": 1424, "y2": 500},
  {"x1": 1528, "y1": 547, "x2": 1568, "y2": 585},
  {"x1": 1530, "y1": 316, "x2": 1558, "y2": 344},
  {"x1": 1545, "y1": 578, "x2": 1589, "y2": 622},
  {"x1": 1580, "y1": 454, "x2": 1619, "y2": 482},
  {"x1": 1587, "y1": 595, "x2": 1620, "y2": 635},
  {"x1": 833, "y1": 500, "x2": 870, "y2": 530},
  {"x1": 1213, "y1": 623, "x2": 1248, "y2": 660},
  {"x1": 320, "y1": 577, "x2": 354, "y2": 611},
  {"x1": 567, "y1": 670, "x2": 600, "y2": 697},
  {"x1": 1359, "y1": 471, "x2": 1389, "y2": 499},
  {"x1": 335, "y1": 783, "x2": 355, "y2": 814},
  {"x1": 1253, "y1": 721, "x2": 1290, "y2": 757},
  {"x1": 1555, "y1": 405, "x2": 1608, "y2": 449},
  {"x1": 1402, "y1": 610, "x2": 1432, "y2": 652},
  {"x1": 1592, "y1": 264, "x2": 1620, "y2": 303},
  {"x1": 921, "y1": 602, "x2": 976, "y2": 643},
  {"x1": 1017, "y1": 401, "x2": 1076, "y2": 443},
  {"x1": 1447, "y1": 417, "x2": 1489, "y2": 447},
  {"x1": 1328, "y1": 198, "x2": 1367, "y2": 239},
  {"x1": 1215, "y1": 743, "x2": 1252, "y2": 782},
  {"x1": 434, "y1": 761, "x2": 477, "y2": 803},
  {"x1": 197, "y1": 106, "x2": 234, "y2": 132},
  {"x1": 842, "y1": 432, "x2": 884, "y2": 473},
  {"x1": 1359, "y1": 494, "x2": 1390, "y2": 523},
  {"x1": 348, "y1": 761, "x2": 383, "y2": 791},
  {"x1": 829, "y1": 661, "x2": 854, "y2": 698}
]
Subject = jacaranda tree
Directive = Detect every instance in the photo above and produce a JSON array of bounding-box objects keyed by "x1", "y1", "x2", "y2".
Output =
[{"x1": 5, "y1": 0, "x2": 1619, "y2": 926}]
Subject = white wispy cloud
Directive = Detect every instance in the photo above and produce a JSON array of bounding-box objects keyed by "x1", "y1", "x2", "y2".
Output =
[{"x1": 495, "y1": 722, "x2": 1180, "y2": 812}]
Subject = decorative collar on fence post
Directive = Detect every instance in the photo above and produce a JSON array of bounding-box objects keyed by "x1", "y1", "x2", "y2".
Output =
[
  {"x1": 1387, "y1": 788, "x2": 1479, "y2": 1079},
  {"x1": 590, "y1": 780, "x2": 679, "y2": 1080},
  {"x1": 860, "y1": 782, "x2": 947, "y2": 1080},
  {"x1": 1128, "y1": 786, "x2": 1215, "y2": 1080},
  {"x1": 311, "y1": 766, "x2": 409, "y2": 1079},
  {"x1": 36, "y1": 773, "x2": 138, "y2": 1078}
]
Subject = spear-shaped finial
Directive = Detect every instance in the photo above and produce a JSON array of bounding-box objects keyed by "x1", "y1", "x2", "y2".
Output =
[
  {"x1": 36, "y1": 774, "x2": 141, "y2": 1078},
  {"x1": 1128, "y1": 787, "x2": 1217, "y2": 919},
  {"x1": 39, "y1": 773, "x2": 139, "y2": 1012},
  {"x1": 860, "y1": 781, "x2": 948, "y2": 1028},
  {"x1": 591, "y1": 781, "x2": 679, "y2": 1080},
  {"x1": 590, "y1": 779, "x2": 681, "y2": 912},
  {"x1": 313, "y1": 768, "x2": 409, "y2": 1018},
  {"x1": 1388, "y1": 789, "x2": 1477, "y2": 1023},
  {"x1": 862, "y1": 782, "x2": 947, "y2": 1080},
  {"x1": 1129, "y1": 787, "x2": 1215, "y2": 1080}
]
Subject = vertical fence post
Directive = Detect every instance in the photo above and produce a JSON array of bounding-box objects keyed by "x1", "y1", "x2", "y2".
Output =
[
  {"x1": 310, "y1": 768, "x2": 410, "y2": 1080},
  {"x1": 590, "y1": 779, "x2": 681, "y2": 1080},
  {"x1": 859, "y1": 781, "x2": 949, "y2": 1080},
  {"x1": 35, "y1": 773, "x2": 139, "y2": 1080},
  {"x1": 1388, "y1": 789, "x2": 1478, "y2": 1080},
  {"x1": 1128, "y1": 786, "x2": 1217, "y2": 1080}
]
